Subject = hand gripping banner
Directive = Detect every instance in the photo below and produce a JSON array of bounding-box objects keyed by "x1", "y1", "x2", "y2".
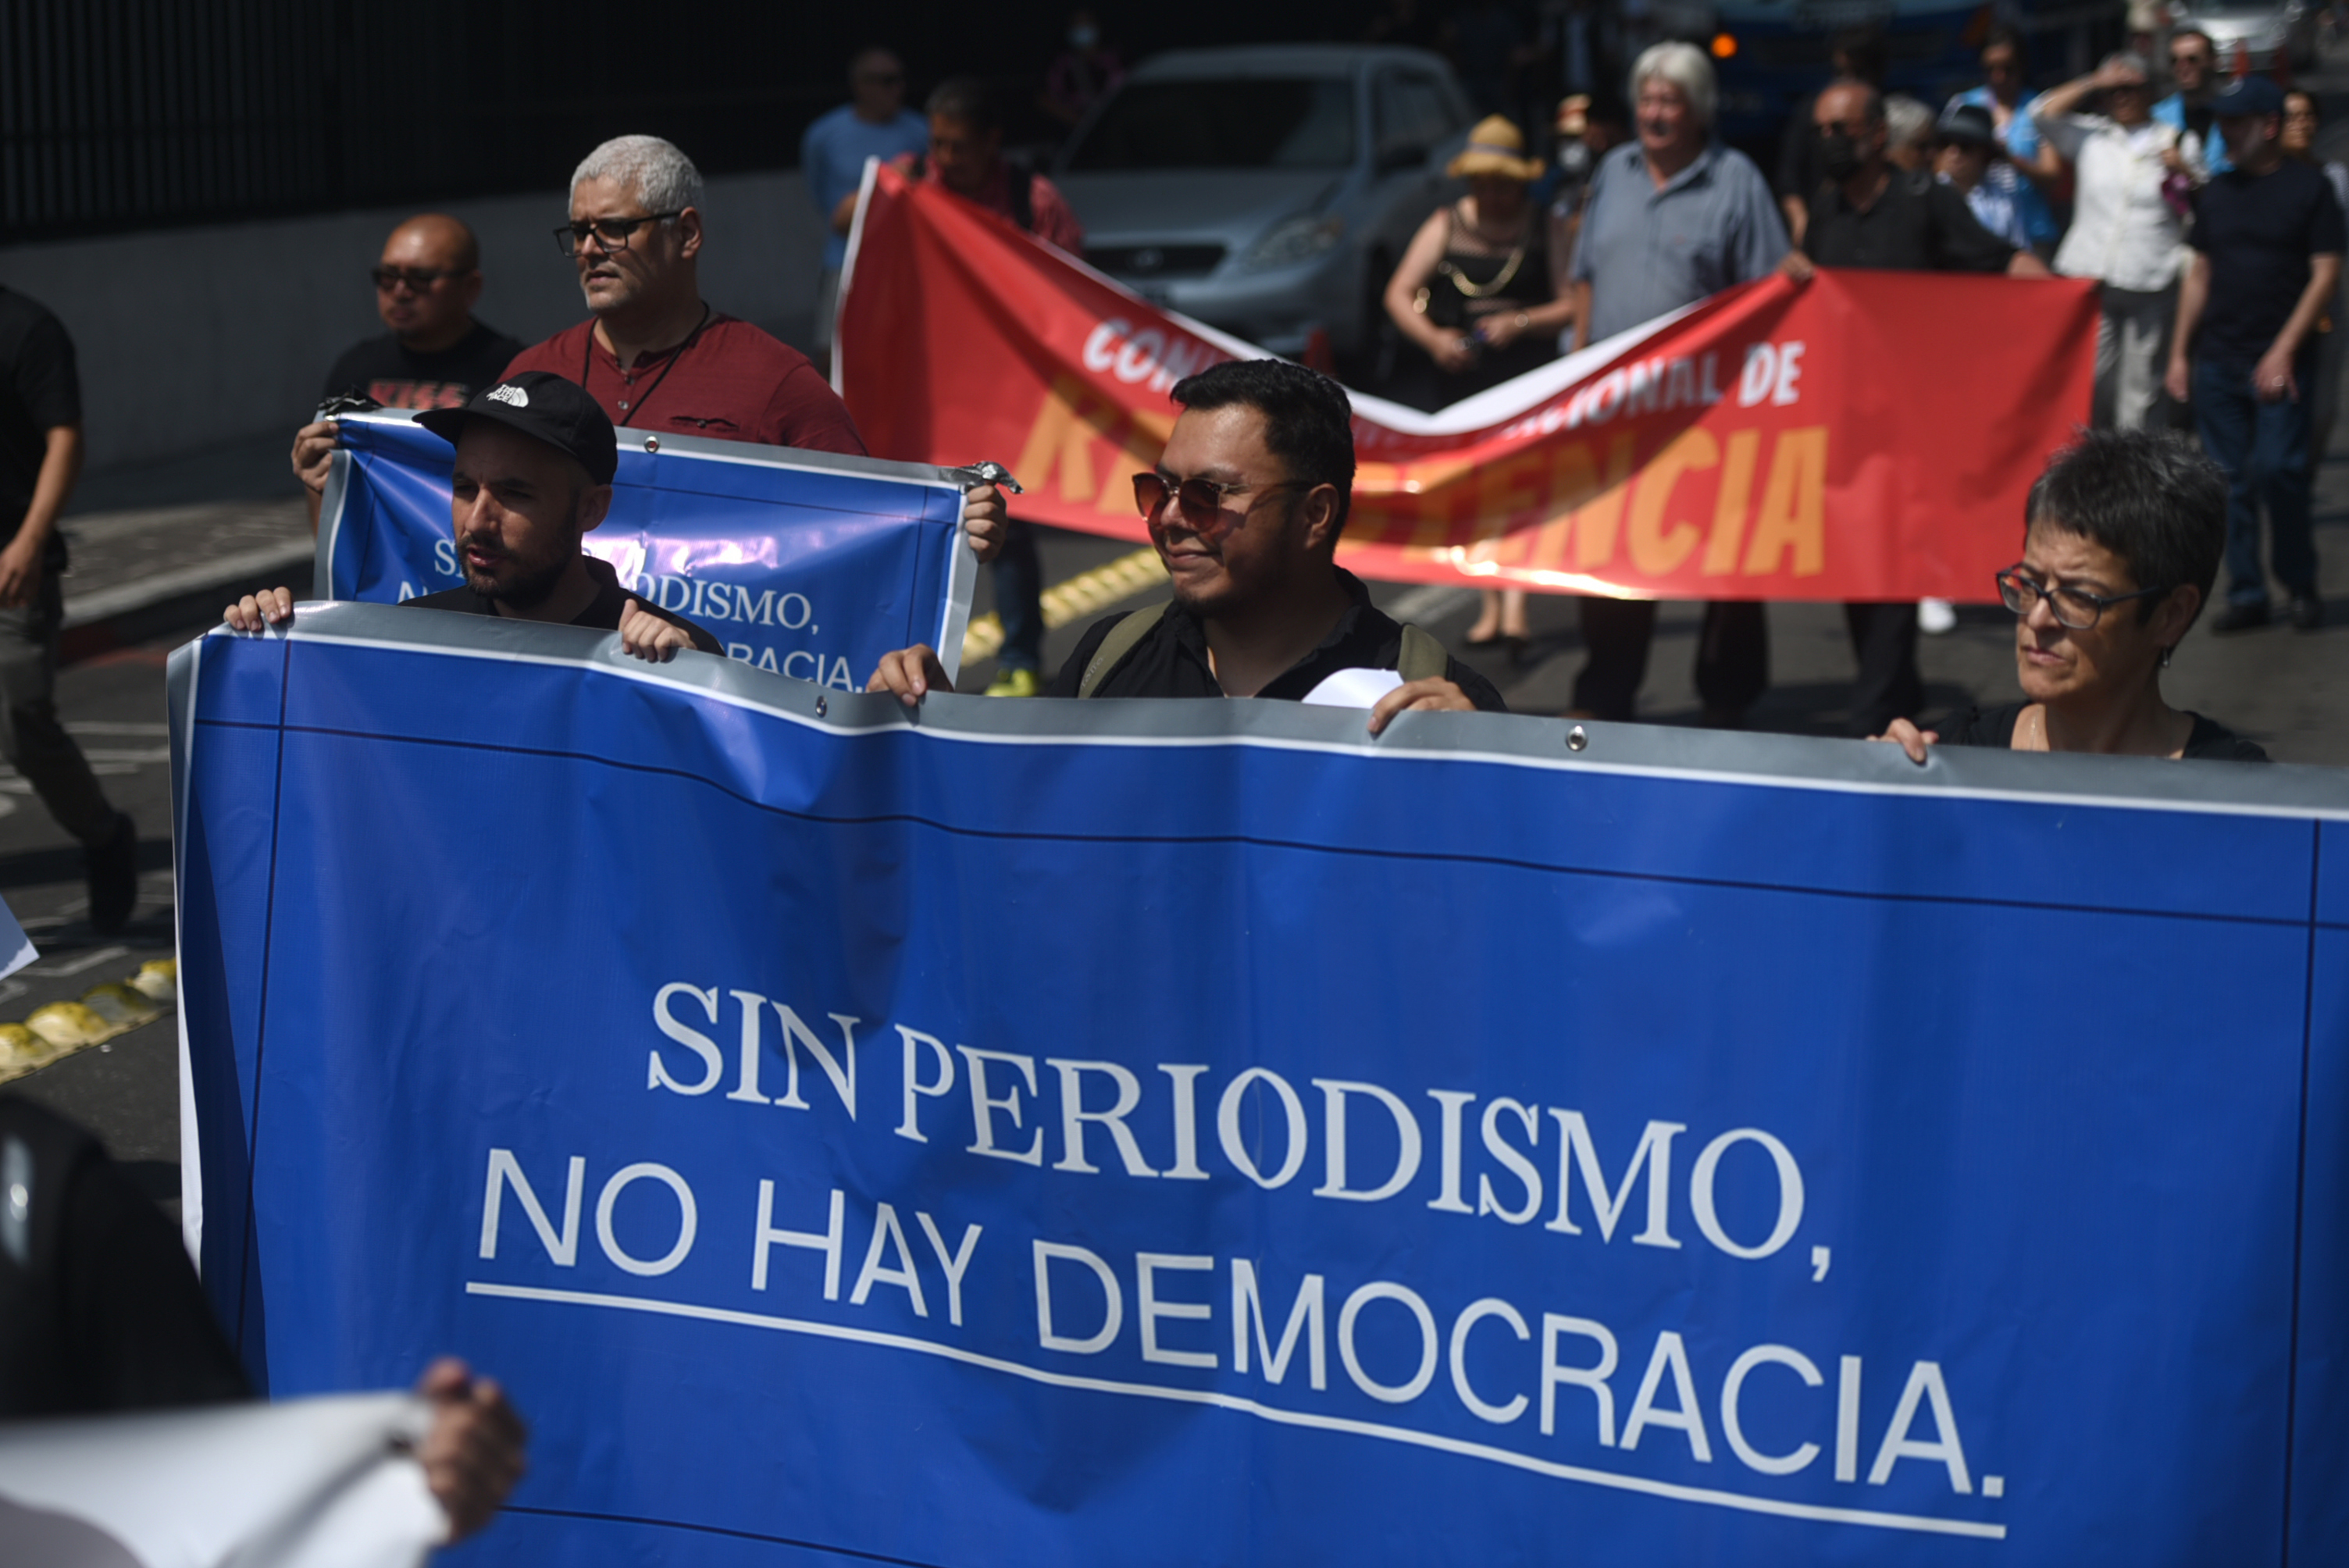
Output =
[
  {"x1": 836, "y1": 165, "x2": 2097, "y2": 601},
  {"x1": 173, "y1": 607, "x2": 2349, "y2": 1565},
  {"x1": 316, "y1": 411, "x2": 980, "y2": 686}
]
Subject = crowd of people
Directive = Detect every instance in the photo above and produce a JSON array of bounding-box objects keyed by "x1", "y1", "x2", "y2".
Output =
[
  {"x1": 0, "y1": 25, "x2": 2324, "y2": 1548},
  {"x1": 1360, "y1": 27, "x2": 2340, "y2": 731}
]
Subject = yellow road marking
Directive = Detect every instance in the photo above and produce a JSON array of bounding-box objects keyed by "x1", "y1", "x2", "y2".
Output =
[{"x1": 961, "y1": 546, "x2": 1167, "y2": 665}]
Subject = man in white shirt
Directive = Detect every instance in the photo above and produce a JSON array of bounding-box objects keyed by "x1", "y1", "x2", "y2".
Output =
[{"x1": 2035, "y1": 54, "x2": 2189, "y2": 429}]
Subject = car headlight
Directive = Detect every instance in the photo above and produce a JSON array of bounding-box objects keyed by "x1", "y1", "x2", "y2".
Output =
[{"x1": 1243, "y1": 215, "x2": 1346, "y2": 270}]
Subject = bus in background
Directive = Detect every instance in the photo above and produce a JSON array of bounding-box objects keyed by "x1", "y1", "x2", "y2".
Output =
[{"x1": 1702, "y1": 2, "x2": 2130, "y2": 145}]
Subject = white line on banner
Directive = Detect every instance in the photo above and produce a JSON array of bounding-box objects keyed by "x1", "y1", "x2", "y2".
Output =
[
  {"x1": 260, "y1": 626, "x2": 2349, "y2": 825},
  {"x1": 463, "y1": 1280, "x2": 2006, "y2": 1541}
]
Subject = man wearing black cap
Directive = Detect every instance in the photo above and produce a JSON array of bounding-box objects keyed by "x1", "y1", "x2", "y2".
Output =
[
  {"x1": 223, "y1": 371, "x2": 722, "y2": 659},
  {"x1": 2165, "y1": 73, "x2": 2344, "y2": 634}
]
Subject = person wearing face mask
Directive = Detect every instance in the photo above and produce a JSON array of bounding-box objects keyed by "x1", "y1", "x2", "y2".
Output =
[
  {"x1": 2163, "y1": 74, "x2": 2344, "y2": 634},
  {"x1": 1780, "y1": 81, "x2": 2049, "y2": 739},
  {"x1": 1875, "y1": 429, "x2": 2269, "y2": 763},
  {"x1": 1043, "y1": 9, "x2": 1125, "y2": 130}
]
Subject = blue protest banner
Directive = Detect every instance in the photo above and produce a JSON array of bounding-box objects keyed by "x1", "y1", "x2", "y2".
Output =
[
  {"x1": 315, "y1": 411, "x2": 978, "y2": 686},
  {"x1": 171, "y1": 604, "x2": 2349, "y2": 1565}
]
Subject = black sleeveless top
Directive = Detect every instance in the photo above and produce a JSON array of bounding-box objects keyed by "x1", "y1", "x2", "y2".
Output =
[{"x1": 1413, "y1": 203, "x2": 1557, "y2": 399}]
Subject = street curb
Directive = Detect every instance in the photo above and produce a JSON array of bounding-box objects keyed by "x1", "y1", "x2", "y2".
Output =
[{"x1": 59, "y1": 542, "x2": 315, "y2": 664}]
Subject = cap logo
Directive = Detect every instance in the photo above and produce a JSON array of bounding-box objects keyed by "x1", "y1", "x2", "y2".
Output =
[{"x1": 486, "y1": 383, "x2": 529, "y2": 408}]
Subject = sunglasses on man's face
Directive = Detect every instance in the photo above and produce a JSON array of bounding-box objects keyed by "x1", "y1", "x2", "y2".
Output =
[{"x1": 1132, "y1": 472, "x2": 1312, "y2": 542}]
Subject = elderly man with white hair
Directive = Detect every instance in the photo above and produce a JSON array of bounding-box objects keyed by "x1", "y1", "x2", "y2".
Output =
[
  {"x1": 1563, "y1": 41, "x2": 1789, "y2": 728},
  {"x1": 296, "y1": 135, "x2": 1007, "y2": 555}
]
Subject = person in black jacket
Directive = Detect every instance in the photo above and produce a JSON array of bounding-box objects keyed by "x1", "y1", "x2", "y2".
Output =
[{"x1": 1877, "y1": 429, "x2": 2269, "y2": 763}]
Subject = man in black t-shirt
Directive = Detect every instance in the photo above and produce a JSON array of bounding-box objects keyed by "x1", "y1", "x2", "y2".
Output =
[
  {"x1": 317, "y1": 215, "x2": 522, "y2": 414},
  {"x1": 228, "y1": 372, "x2": 721, "y2": 657},
  {"x1": 0, "y1": 290, "x2": 137, "y2": 931},
  {"x1": 2165, "y1": 74, "x2": 2345, "y2": 633},
  {"x1": 301, "y1": 216, "x2": 522, "y2": 526},
  {"x1": 867, "y1": 360, "x2": 1503, "y2": 731},
  {"x1": 1780, "y1": 81, "x2": 2051, "y2": 737}
]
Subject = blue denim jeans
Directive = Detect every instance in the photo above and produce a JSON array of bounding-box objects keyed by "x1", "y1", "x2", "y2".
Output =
[
  {"x1": 2193, "y1": 355, "x2": 2318, "y2": 605},
  {"x1": 992, "y1": 519, "x2": 1044, "y2": 673}
]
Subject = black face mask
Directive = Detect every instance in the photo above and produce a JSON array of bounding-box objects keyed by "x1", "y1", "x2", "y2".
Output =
[{"x1": 1816, "y1": 128, "x2": 1865, "y2": 180}]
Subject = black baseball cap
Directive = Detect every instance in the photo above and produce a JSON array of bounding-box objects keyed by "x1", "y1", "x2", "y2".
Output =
[
  {"x1": 417, "y1": 369, "x2": 618, "y2": 486},
  {"x1": 1935, "y1": 101, "x2": 1998, "y2": 147}
]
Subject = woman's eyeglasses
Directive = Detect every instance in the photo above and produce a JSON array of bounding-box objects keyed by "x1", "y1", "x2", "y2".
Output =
[
  {"x1": 552, "y1": 212, "x2": 683, "y2": 256},
  {"x1": 1997, "y1": 565, "x2": 2169, "y2": 629},
  {"x1": 1132, "y1": 472, "x2": 1313, "y2": 541}
]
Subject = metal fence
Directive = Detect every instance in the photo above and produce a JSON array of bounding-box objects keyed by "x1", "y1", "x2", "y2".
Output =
[{"x1": 0, "y1": 0, "x2": 1360, "y2": 248}]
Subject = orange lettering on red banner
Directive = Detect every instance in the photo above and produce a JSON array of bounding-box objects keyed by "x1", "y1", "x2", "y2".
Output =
[
  {"x1": 1627, "y1": 429, "x2": 1718, "y2": 576},
  {"x1": 1571, "y1": 434, "x2": 1638, "y2": 570},
  {"x1": 1015, "y1": 375, "x2": 1123, "y2": 505},
  {"x1": 1702, "y1": 430, "x2": 1762, "y2": 576},
  {"x1": 1742, "y1": 427, "x2": 1829, "y2": 576}
]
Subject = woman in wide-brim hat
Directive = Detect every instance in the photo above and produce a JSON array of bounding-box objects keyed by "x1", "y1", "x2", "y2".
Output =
[{"x1": 1381, "y1": 115, "x2": 1576, "y2": 652}]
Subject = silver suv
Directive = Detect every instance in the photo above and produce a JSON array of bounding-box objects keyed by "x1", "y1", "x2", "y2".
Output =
[{"x1": 1052, "y1": 45, "x2": 1478, "y2": 371}]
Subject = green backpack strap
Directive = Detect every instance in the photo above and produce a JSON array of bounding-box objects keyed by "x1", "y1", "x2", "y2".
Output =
[
  {"x1": 1395, "y1": 623, "x2": 1451, "y2": 686},
  {"x1": 1076, "y1": 603, "x2": 1168, "y2": 698}
]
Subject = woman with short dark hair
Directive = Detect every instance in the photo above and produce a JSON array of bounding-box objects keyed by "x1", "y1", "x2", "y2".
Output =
[{"x1": 1878, "y1": 429, "x2": 2269, "y2": 761}]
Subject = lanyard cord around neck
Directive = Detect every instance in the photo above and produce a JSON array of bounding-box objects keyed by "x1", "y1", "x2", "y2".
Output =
[{"x1": 586, "y1": 304, "x2": 712, "y2": 428}]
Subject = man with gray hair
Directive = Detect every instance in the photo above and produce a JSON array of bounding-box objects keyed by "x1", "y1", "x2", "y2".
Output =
[
  {"x1": 1563, "y1": 41, "x2": 1788, "y2": 726},
  {"x1": 501, "y1": 134, "x2": 864, "y2": 451},
  {"x1": 294, "y1": 135, "x2": 1008, "y2": 562}
]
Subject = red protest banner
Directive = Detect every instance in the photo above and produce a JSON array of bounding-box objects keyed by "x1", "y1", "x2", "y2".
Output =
[{"x1": 838, "y1": 163, "x2": 2096, "y2": 602}]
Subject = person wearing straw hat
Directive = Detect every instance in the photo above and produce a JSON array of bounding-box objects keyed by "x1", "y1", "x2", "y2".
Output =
[{"x1": 1382, "y1": 114, "x2": 1577, "y2": 652}]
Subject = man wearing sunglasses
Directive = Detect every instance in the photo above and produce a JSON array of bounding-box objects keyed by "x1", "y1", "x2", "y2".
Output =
[
  {"x1": 867, "y1": 360, "x2": 1505, "y2": 732},
  {"x1": 2154, "y1": 29, "x2": 2230, "y2": 178},
  {"x1": 294, "y1": 215, "x2": 523, "y2": 522},
  {"x1": 804, "y1": 49, "x2": 928, "y2": 362},
  {"x1": 294, "y1": 136, "x2": 1008, "y2": 563}
]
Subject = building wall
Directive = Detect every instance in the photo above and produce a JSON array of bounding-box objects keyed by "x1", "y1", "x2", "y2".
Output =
[{"x1": 0, "y1": 171, "x2": 827, "y2": 469}]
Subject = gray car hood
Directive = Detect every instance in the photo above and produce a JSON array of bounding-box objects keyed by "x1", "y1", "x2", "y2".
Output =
[{"x1": 1054, "y1": 170, "x2": 1342, "y2": 249}]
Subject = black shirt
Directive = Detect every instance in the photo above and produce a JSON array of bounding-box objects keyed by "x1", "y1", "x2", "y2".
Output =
[
  {"x1": 319, "y1": 321, "x2": 526, "y2": 413},
  {"x1": 405, "y1": 555, "x2": 726, "y2": 654},
  {"x1": 1804, "y1": 169, "x2": 2016, "y2": 273},
  {"x1": 1048, "y1": 569, "x2": 1509, "y2": 710},
  {"x1": 2189, "y1": 159, "x2": 2348, "y2": 369},
  {"x1": 0, "y1": 287, "x2": 79, "y2": 568},
  {"x1": 1936, "y1": 700, "x2": 2271, "y2": 762}
]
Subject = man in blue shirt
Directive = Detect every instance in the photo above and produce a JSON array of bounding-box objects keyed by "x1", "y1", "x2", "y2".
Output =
[
  {"x1": 801, "y1": 49, "x2": 927, "y2": 360},
  {"x1": 1567, "y1": 41, "x2": 1788, "y2": 727},
  {"x1": 2154, "y1": 28, "x2": 2230, "y2": 177}
]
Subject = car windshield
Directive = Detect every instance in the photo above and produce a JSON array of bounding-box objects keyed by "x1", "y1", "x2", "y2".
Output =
[{"x1": 1065, "y1": 78, "x2": 1358, "y2": 171}]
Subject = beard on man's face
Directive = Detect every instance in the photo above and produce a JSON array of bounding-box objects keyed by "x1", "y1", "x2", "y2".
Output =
[{"x1": 461, "y1": 511, "x2": 580, "y2": 610}]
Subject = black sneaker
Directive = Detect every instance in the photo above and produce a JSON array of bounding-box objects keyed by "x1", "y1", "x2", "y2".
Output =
[
  {"x1": 86, "y1": 812, "x2": 137, "y2": 935},
  {"x1": 2212, "y1": 600, "x2": 2272, "y2": 634},
  {"x1": 2288, "y1": 594, "x2": 2326, "y2": 632}
]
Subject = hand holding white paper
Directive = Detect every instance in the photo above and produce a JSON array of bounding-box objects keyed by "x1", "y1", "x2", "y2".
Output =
[
  {"x1": 0, "y1": 1393, "x2": 445, "y2": 1568},
  {"x1": 1300, "y1": 667, "x2": 1406, "y2": 709}
]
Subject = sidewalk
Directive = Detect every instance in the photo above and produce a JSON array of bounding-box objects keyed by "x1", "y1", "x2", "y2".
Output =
[{"x1": 57, "y1": 433, "x2": 312, "y2": 661}]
